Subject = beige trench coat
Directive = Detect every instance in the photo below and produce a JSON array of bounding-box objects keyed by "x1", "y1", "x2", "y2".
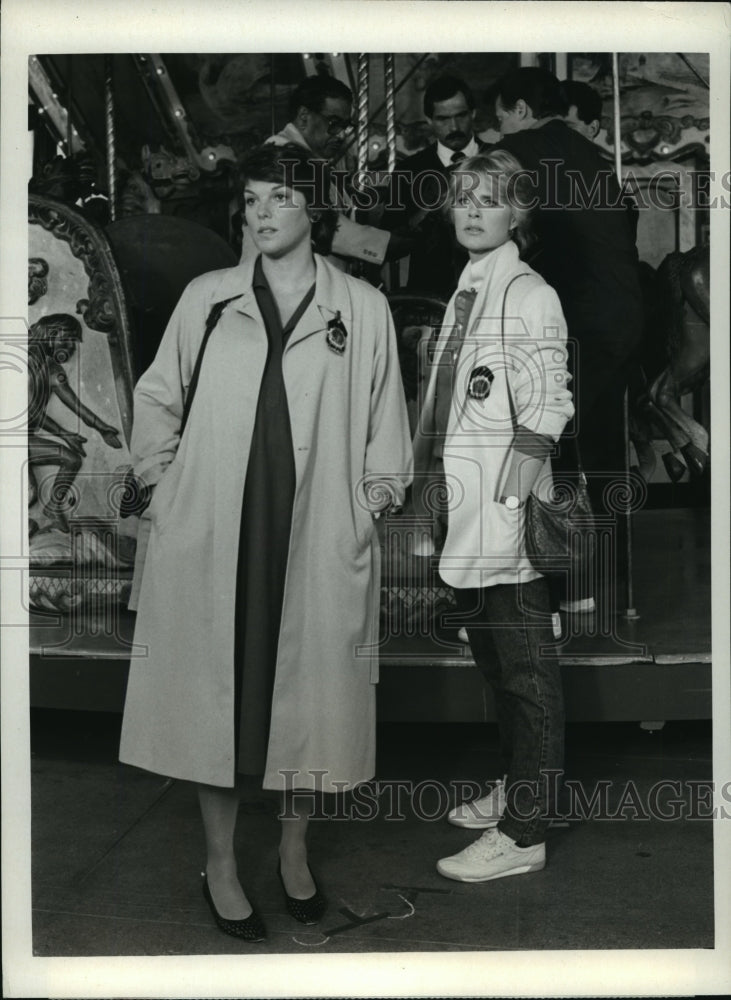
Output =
[{"x1": 119, "y1": 253, "x2": 412, "y2": 791}]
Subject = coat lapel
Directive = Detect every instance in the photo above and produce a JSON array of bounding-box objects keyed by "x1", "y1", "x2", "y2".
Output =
[
  {"x1": 219, "y1": 253, "x2": 354, "y2": 353},
  {"x1": 217, "y1": 256, "x2": 264, "y2": 325},
  {"x1": 459, "y1": 241, "x2": 523, "y2": 344},
  {"x1": 285, "y1": 254, "x2": 353, "y2": 352}
]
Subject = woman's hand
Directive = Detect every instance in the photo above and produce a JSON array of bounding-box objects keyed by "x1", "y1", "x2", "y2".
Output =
[
  {"x1": 361, "y1": 476, "x2": 402, "y2": 518},
  {"x1": 118, "y1": 470, "x2": 153, "y2": 518}
]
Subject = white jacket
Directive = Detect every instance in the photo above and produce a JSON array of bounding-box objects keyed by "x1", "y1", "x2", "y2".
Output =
[{"x1": 413, "y1": 239, "x2": 574, "y2": 589}]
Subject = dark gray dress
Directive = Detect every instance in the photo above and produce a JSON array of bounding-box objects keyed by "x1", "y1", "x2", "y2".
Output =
[{"x1": 234, "y1": 258, "x2": 316, "y2": 774}]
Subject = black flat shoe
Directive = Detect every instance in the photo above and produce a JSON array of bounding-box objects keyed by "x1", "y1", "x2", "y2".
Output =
[
  {"x1": 202, "y1": 876, "x2": 267, "y2": 942},
  {"x1": 277, "y1": 860, "x2": 328, "y2": 925}
]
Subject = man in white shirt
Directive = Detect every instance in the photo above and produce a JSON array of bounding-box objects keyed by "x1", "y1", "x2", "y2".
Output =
[{"x1": 265, "y1": 76, "x2": 392, "y2": 268}]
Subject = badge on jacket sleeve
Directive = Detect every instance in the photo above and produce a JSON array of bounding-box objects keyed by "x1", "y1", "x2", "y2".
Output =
[
  {"x1": 467, "y1": 365, "x2": 494, "y2": 400},
  {"x1": 326, "y1": 311, "x2": 348, "y2": 355}
]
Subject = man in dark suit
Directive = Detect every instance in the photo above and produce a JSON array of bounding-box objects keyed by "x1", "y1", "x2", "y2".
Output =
[
  {"x1": 492, "y1": 67, "x2": 644, "y2": 611},
  {"x1": 561, "y1": 79, "x2": 603, "y2": 141},
  {"x1": 383, "y1": 75, "x2": 487, "y2": 299}
]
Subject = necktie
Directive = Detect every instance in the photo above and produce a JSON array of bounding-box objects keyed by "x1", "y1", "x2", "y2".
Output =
[
  {"x1": 433, "y1": 287, "x2": 477, "y2": 454},
  {"x1": 449, "y1": 149, "x2": 466, "y2": 168}
]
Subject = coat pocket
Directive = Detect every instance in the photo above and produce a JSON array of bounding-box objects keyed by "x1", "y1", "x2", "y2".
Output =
[{"x1": 147, "y1": 460, "x2": 184, "y2": 535}]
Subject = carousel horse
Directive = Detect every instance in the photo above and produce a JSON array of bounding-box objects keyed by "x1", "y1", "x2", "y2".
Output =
[{"x1": 630, "y1": 243, "x2": 710, "y2": 483}]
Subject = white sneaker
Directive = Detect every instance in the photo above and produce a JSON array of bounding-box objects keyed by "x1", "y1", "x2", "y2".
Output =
[
  {"x1": 437, "y1": 828, "x2": 545, "y2": 883},
  {"x1": 559, "y1": 597, "x2": 596, "y2": 613},
  {"x1": 447, "y1": 778, "x2": 506, "y2": 829}
]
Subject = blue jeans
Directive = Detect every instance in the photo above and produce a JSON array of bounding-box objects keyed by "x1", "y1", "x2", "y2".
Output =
[{"x1": 452, "y1": 578, "x2": 564, "y2": 847}]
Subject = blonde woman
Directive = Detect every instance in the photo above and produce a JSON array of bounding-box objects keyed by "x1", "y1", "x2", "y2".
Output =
[{"x1": 413, "y1": 149, "x2": 574, "y2": 882}]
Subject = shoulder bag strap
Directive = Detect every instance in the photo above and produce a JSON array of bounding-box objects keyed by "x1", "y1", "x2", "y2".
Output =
[{"x1": 179, "y1": 293, "x2": 243, "y2": 436}]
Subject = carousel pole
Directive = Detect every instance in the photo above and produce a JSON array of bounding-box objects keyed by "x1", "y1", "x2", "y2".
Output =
[
  {"x1": 270, "y1": 54, "x2": 276, "y2": 137},
  {"x1": 356, "y1": 53, "x2": 370, "y2": 176},
  {"x1": 66, "y1": 54, "x2": 74, "y2": 157},
  {"x1": 104, "y1": 55, "x2": 117, "y2": 222},
  {"x1": 384, "y1": 54, "x2": 396, "y2": 174},
  {"x1": 349, "y1": 54, "x2": 371, "y2": 279},
  {"x1": 613, "y1": 52, "x2": 639, "y2": 621}
]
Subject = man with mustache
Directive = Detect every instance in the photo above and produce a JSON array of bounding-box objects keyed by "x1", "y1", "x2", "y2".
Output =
[{"x1": 383, "y1": 75, "x2": 487, "y2": 299}]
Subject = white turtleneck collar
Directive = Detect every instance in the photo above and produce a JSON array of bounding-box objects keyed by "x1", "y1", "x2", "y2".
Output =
[{"x1": 458, "y1": 238, "x2": 521, "y2": 291}]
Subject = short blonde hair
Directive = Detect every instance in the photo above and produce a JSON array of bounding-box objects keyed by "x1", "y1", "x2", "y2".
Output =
[{"x1": 447, "y1": 148, "x2": 535, "y2": 252}]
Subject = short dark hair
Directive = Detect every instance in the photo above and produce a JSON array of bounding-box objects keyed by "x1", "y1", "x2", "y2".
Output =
[
  {"x1": 561, "y1": 80, "x2": 602, "y2": 126},
  {"x1": 495, "y1": 67, "x2": 567, "y2": 120},
  {"x1": 424, "y1": 75, "x2": 475, "y2": 118},
  {"x1": 238, "y1": 142, "x2": 338, "y2": 255},
  {"x1": 288, "y1": 75, "x2": 353, "y2": 120}
]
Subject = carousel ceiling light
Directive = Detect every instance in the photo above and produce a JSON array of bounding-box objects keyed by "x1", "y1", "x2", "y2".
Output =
[
  {"x1": 145, "y1": 54, "x2": 218, "y2": 176},
  {"x1": 29, "y1": 56, "x2": 84, "y2": 155}
]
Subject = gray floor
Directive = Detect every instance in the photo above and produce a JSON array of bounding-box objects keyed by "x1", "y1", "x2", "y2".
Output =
[{"x1": 31, "y1": 713, "x2": 714, "y2": 955}]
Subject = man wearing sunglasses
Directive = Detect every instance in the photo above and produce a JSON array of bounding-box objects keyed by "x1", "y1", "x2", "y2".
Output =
[{"x1": 266, "y1": 76, "x2": 392, "y2": 268}]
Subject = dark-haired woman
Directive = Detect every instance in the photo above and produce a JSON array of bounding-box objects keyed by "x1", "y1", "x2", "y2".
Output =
[{"x1": 119, "y1": 143, "x2": 412, "y2": 941}]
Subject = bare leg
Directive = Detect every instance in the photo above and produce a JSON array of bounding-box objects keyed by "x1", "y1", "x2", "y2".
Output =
[
  {"x1": 197, "y1": 782, "x2": 252, "y2": 919},
  {"x1": 278, "y1": 792, "x2": 316, "y2": 899}
]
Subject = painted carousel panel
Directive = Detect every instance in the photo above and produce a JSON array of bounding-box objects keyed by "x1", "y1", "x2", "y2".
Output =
[{"x1": 28, "y1": 195, "x2": 136, "y2": 612}]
